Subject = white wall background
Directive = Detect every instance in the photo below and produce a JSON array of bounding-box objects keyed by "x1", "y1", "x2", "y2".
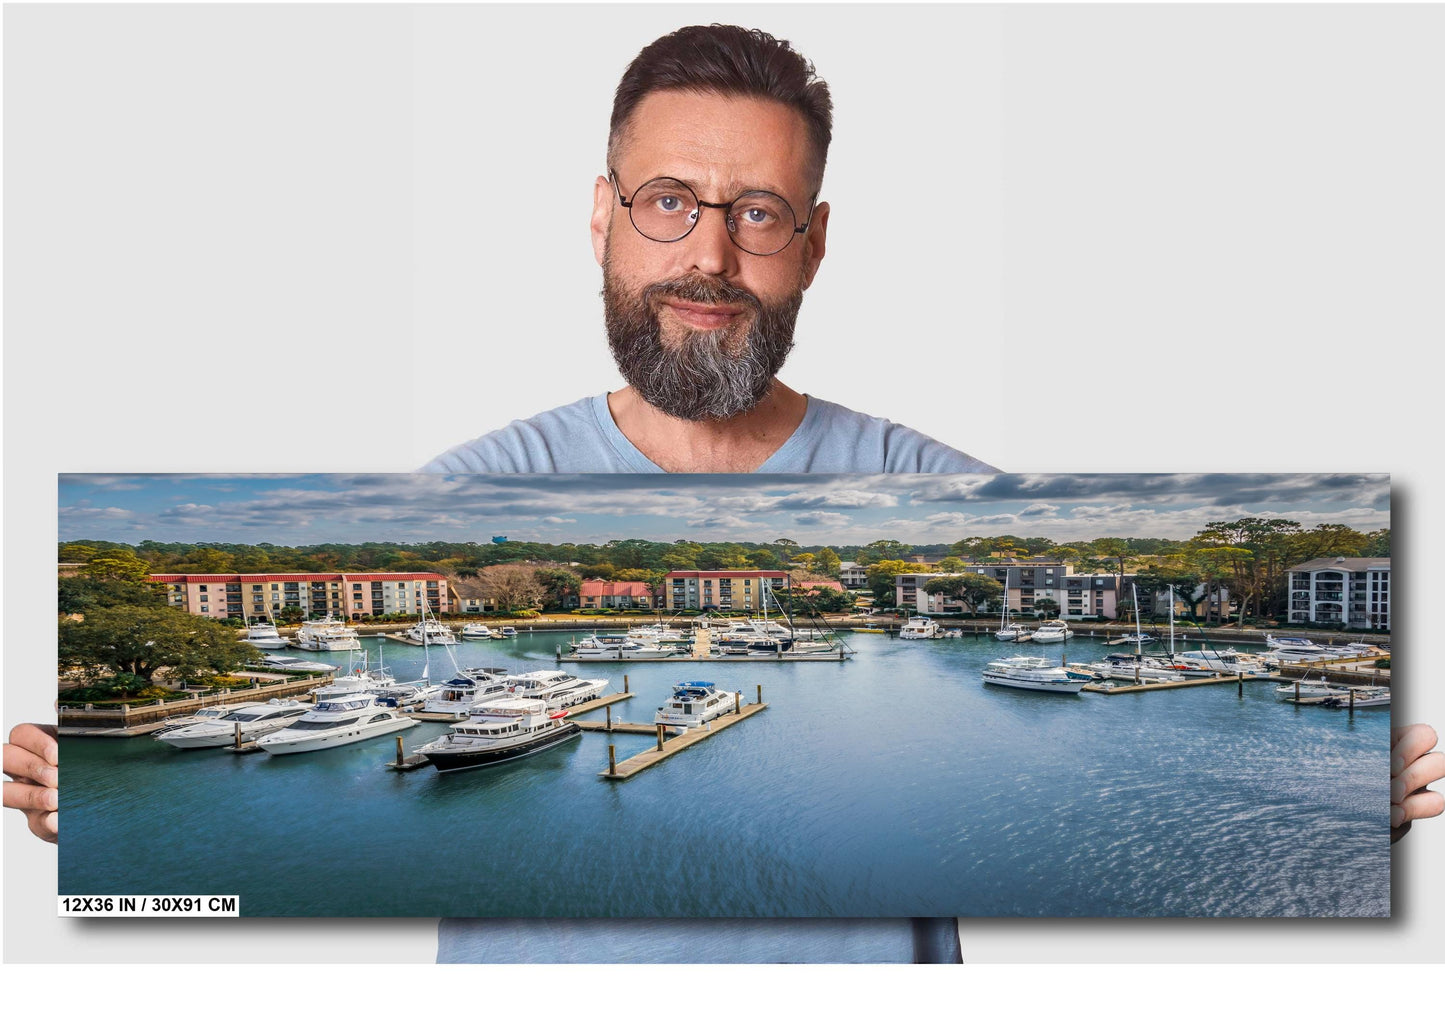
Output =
[{"x1": 5, "y1": 1, "x2": 1442, "y2": 988}]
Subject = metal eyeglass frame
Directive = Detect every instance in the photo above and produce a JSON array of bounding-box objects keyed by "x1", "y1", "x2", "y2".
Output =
[{"x1": 609, "y1": 169, "x2": 818, "y2": 257}]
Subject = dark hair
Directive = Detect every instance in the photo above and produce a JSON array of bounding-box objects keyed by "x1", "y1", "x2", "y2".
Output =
[{"x1": 608, "y1": 24, "x2": 833, "y2": 189}]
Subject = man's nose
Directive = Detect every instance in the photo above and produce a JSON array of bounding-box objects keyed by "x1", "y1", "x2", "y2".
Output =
[{"x1": 677, "y1": 204, "x2": 740, "y2": 278}]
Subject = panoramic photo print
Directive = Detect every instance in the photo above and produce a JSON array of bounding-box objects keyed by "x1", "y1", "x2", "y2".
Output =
[{"x1": 56, "y1": 472, "x2": 1392, "y2": 918}]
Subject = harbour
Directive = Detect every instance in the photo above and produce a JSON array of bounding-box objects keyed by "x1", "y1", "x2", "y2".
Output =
[{"x1": 58, "y1": 629, "x2": 1391, "y2": 919}]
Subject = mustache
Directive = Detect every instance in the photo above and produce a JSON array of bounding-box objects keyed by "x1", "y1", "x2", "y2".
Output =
[{"x1": 642, "y1": 275, "x2": 763, "y2": 313}]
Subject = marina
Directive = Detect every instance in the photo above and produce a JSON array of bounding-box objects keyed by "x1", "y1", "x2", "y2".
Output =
[{"x1": 59, "y1": 628, "x2": 1391, "y2": 919}]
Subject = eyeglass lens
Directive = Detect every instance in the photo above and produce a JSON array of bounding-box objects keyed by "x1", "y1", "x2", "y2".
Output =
[{"x1": 628, "y1": 178, "x2": 799, "y2": 256}]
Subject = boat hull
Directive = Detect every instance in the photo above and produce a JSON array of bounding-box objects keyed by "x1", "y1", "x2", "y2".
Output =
[
  {"x1": 981, "y1": 672, "x2": 1082, "y2": 694},
  {"x1": 260, "y1": 715, "x2": 416, "y2": 754},
  {"x1": 425, "y1": 722, "x2": 581, "y2": 772}
]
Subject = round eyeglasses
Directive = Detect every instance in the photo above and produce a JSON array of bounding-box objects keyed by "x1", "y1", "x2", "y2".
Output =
[{"x1": 610, "y1": 169, "x2": 817, "y2": 257}]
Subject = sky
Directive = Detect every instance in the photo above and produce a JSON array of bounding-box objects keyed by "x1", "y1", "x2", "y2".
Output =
[{"x1": 56, "y1": 473, "x2": 1391, "y2": 549}]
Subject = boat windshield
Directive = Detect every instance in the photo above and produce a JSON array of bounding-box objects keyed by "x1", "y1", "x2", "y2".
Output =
[
  {"x1": 221, "y1": 712, "x2": 264, "y2": 722},
  {"x1": 315, "y1": 699, "x2": 370, "y2": 712},
  {"x1": 290, "y1": 716, "x2": 361, "y2": 731}
]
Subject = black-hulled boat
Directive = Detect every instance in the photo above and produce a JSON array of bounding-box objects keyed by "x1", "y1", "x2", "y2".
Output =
[{"x1": 417, "y1": 697, "x2": 580, "y2": 772}]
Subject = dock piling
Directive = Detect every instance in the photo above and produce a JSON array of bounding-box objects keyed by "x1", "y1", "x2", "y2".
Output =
[
  {"x1": 608, "y1": 744, "x2": 616, "y2": 776},
  {"x1": 395, "y1": 735, "x2": 405, "y2": 765},
  {"x1": 734, "y1": 692, "x2": 741, "y2": 715},
  {"x1": 757, "y1": 684, "x2": 762, "y2": 705},
  {"x1": 606, "y1": 704, "x2": 612, "y2": 731},
  {"x1": 235, "y1": 722, "x2": 243, "y2": 748},
  {"x1": 656, "y1": 724, "x2": 665, "y2": 752},
  {"x1": 1238, "y1": 673, "x2": 1244, "y2": 697}
]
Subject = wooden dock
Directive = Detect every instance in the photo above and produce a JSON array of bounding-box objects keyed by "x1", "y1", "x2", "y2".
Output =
[{"x1": 598, "y1": 701, "x2": 768, "y2": 781}]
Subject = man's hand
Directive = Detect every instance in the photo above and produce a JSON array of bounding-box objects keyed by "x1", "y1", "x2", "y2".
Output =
[
  {"x1": 4, "y1": 723, "x2": 59, "y2": 843},
  {"x1": 1391, "y1": 723, "x2": 1444, "y2": 843}
]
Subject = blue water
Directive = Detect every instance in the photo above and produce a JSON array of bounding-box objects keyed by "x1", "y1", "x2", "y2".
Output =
[{"x1": 59, "y1": 631, "x2": 1390, "y2": 918}]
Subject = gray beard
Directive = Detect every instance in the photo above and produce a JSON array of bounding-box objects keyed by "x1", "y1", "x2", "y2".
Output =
[{"x1": 603, "y1": 264, "x2": 803, "y2": 422}]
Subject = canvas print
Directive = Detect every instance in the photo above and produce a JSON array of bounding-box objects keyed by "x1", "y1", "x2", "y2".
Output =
[{"x1": 56, "y1": 473, "x2": 1392, "y2": 917}]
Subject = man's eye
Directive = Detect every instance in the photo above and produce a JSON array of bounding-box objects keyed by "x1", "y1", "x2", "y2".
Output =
[
  {"x1": 741, "y1": 207, "x2": 771, "y2": 224},
  {"x1": 655, "y1": 195, "x2": 685, "y2": 212}
]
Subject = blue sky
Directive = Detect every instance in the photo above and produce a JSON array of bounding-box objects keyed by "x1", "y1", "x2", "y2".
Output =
[{"x1": 56, "y1": 474, "x2": 1391, "y2": 548}]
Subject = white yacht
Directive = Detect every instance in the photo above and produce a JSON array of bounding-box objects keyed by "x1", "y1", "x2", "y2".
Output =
[
  {"x1": 1168, "y1": 648, "x2": 1270, "y2": 678},
  {"x1": 244, "y1": 620, "x2": 288, "y2": 650},
  {"x1": 406, "y1": 614, "x2": 458, "y2": 646},
  {"x1": 505, "y1": 669, "x2": 609, "y2": 710},
  {"x1": 460, "y1": 623, "x2": 500, "y2": 639},
  {"x1": 655, "y1": 681, "x2": 743, "y2": 728},
  {"x1": 1030, "y1": 620, "x2": 1074, "y2": 643},
  {"x1": 417, "y1": 698, "x2": 580, "y2": 772},
  {"x1": 254, "y1": 653, "x2": 340, "y2": 674},
  {"x1": 291, "y1": 615, "x2": 362, "y2": 652},
  {"x1": 981, "y1": 656, "x2": 1083, "y2": 694},
  {"x1": 499, "y1": 626, "x2": 518, "y2": 638},
  {"x1": 258, "y1": 692, "x2": 416, "y2": 754},
  {"x1": 569, "y1": 635, "x2": 677, "y2": 659},
  {"x1": 327, "y1": 649, "x2": 438, "y2": 707},
  {"x1": 995, "y1": 623, "x2": 1032, "y2": 642},
  {"x1": 900, "y1": 616, "x2": 940, "y2": 640},
  {"x1": 1077, "y1": 654, "x2": 1188, "y2": 684},
  {"x1": 158, "y1": 703, "x2": 242, "y2": 731},
  {"x1": 1275, "y1": 677, "x2": 1351, "y2": 704},
  {"x1": 1322, "y1": 686, "x2": 1391, "y2": 709},
  {"x1": 154, "y1": 699, "x2": 312, "y2": 749},
  {"x1": 422, "y1": 668, "x2": 512, "y2": 715}
]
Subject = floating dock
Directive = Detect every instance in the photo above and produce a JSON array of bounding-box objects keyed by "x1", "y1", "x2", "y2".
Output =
[{"x1": 598, "y1": 695, "x2": 768, "y2": 781}]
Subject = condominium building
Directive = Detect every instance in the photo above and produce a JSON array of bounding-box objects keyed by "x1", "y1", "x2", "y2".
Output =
[
  {"x1": 838, "y1": 562, "x2": 869, "y2": 590},
  {"x1": 152, "y1": 572, "x2": 450, "y2": 621},
  {"x1": 1284, "y1": 556, "x2": 1391, "y2": 630},
  {"x1": 664, "y1": 570, "x2": 790, "y2": 611},
  {"x1": 896, "y1": 563, "x2": 1131, "y2": 619},
  {"x1": 575, "y1": 579, "x2": 657, "y2": 610}
]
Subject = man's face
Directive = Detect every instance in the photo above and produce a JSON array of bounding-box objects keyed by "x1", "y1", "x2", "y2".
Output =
[{"x1": 591, "y1": 90, "x2": 830, "y2": 421}]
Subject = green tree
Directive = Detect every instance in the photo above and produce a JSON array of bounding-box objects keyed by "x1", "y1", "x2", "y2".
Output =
[
  {"x1": 861, "y1": 539, "x2": 911, "y2": 563},
  {"x1": 813, "y1": 547, "x2": 842, "y2": 579},
  {"x1": 59, "y1": 605, "x2": 257, "y2": 684},
  {"x1": 1033, "y1": 597, "x2": 1060, "y2": 618},
  {"x1": 923, "y1": 573, "x2": 1003, "y2": 615},
  {"x1": 533, "y1": 568, "x2": 582, "y2": 610},
  {"x1": 935, "y1": 556, "x2": 966, "y2": 574},
  {"x1": 84, "y1": 550, "x2": 154, "y2": 584}
]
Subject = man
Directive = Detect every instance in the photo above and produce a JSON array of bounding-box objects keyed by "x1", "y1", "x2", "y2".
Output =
[
  {"x1": 9, "y1": 23, "x2": 1443, "y2": 964},
  {"x1": 424, "y1": 24, "x2": 995, "y2": 478}
]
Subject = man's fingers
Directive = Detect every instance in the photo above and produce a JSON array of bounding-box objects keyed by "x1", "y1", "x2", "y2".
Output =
[
  {"x1": 1391, "y1": 751, "x2": 1445, "y2": 803},
  {"x1": 1390, "y1": 723, "x2": 1439, "y2": 775},
  {"x1": 1392, "y1": 790, "x2": 1445, "y2": 828},
  {"x1": 2, "y1": 780, "x2": 58, "y2": 814},
  {"x1": 25, "y1": 808, "x2": 57, "y2": 844},
  {"x1": 3, "y1": 742, "x2": 59, "y2": 789},
  {"x1": 6, "y1": 724, "x2": 59, "y2": 766}
]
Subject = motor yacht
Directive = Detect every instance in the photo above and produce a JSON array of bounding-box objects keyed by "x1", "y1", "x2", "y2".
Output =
[
  {"x1": 1030, "y1": 620, "x2": 1075, "y2": 643},
  {"x1": 995, "y1": 623, "x2": 1033, "y2": 642},
  {"x1": 1076, "y1": 654, "x2": 1188, "y2": 683},
  {"x1": 655, "y1": 682, "x2": 743, "y2": 728},
  {"x1": 253, "y1": 654, "x2": 341, "y2": 674},
  {"x1": 405, "y1": 614, "x2": 457, "y2": 646},
  {"x1": 460, "y1": 623, "x2": 503, "y2": 639},
  {"x1": 291, "y1": 615, "x2": 362, "y2": 652},
  {"x1": 154, "y1": 699, "x2": 312, "y2": 749},
  {"x1": 506, "y1": 669, "x2": 609, "y2": 710},
  {"x1": 417, "y1": 698, "x2": 580, "y2": 772},
  {"x1": 1322, "y1": 686, "x2": 1391, "y2": 709},
  {"x1": 900, "y1": 616, "x2": 940, "y2": 639},
  {"x1": 1274, "y1": 676, "x2": 1350, "y2": 704},
  {"x1": 499, "y1": 626, "x2": 518, "y2": 638},
  {"x1": 157, "y1": 703, "x2": 243, "y2": 731},
  {"x1": 422, "y1": 667, "x2": 512, "y2": 715},
  {"x1": 981, "y1": 656, "x2": 1083, "y2": 694},
  {"x1": 243, "y1": 620, "x2": 288, "y2": 650},
  {"x1": 569, "y1": 635, "x2": 678, "y2": 659},
  {"x1": 258, "y1": 691, "x2": 416, "y2": 753}
]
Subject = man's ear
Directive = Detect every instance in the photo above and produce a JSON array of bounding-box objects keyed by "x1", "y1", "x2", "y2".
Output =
[
  {"x1": 800, "y1": 200, "x2": 829, "y2": 290},
  {"x1": 591, "y1": 175, "x2": 613, "y2": 267}
]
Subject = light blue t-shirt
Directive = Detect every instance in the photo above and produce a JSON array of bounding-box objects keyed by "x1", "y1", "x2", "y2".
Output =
[
  {"x1": 428, "y1": 393, "x2": 985, "y2": 962},
  {"x1": 424, "y1": 393, "x2": 998, "y2": 474}
]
